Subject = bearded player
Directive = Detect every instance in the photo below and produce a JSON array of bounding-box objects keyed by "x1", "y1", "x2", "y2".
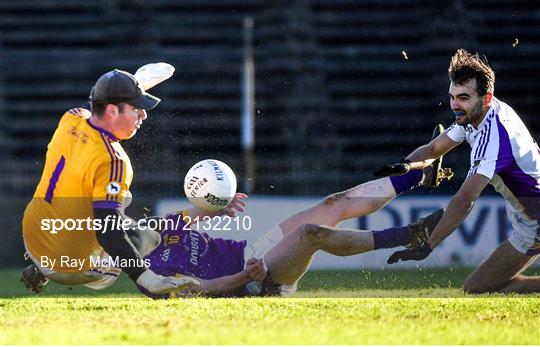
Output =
[{"x1": 382, "y1": 49, "x2": 540, "y2": 294}]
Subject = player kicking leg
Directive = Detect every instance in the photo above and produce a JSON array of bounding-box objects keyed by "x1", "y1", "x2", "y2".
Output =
[
  {"x1": 273, "y1": 124, "x2": 452, "y2": 247},
  {"x1": 259, "y1": 209, "x2": 444, "y2": 292}
]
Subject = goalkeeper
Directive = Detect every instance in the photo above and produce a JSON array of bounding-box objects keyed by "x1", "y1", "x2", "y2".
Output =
[{"x1": 20, "y1": 64, "x2": 208, "y2": 295}]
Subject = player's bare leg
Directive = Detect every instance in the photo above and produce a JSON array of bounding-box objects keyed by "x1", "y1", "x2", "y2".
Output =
[
  {"x1": 264, "y1": 223, "x2": 375, "y2": 284},
  {"x1": 280, "y1": 125, "x2": 452, "y2": 237},
  {"x1": 279, "y1": 124, "x2": 453, "y2": 242},
  {"x1": 463, "y1": 240, "x2": 540, "y2": 294},
  {"x1": 279, "y1": 169, "x2": 440, "y2": 238},
  {"x1": 279, "y1": 178, "x2": 398, "y2": 237},
  {"x1": 266, "y1": 209, "x2": 444, "y2": 285}
]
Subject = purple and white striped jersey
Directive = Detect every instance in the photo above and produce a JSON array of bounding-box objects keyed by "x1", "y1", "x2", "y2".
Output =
[{"x1": 446, "y1": 97, "x2": 540, "y2": 221}]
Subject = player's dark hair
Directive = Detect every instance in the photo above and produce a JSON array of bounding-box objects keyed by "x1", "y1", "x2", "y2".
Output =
[
  {"x1": 91, "y1": 102, "x2": 106, "y2": 116},
  {"x1": 448, "y1": 49, "x2": 495, "y2": 96},
  {"x1": 91, "y1": 102, "x2": 127, "y2": 117}
]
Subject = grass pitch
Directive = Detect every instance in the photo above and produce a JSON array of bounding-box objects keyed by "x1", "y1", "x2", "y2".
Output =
[{"x1": 1, "y1": 268, "x2": 539, "y2": 345}]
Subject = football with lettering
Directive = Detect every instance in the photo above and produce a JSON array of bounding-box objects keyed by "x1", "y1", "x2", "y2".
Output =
[{"x1": 183, "y1": 159, "x2": 237, "y2": 211}]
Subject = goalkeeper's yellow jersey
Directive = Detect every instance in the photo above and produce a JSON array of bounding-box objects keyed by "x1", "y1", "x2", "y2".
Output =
[{"x1": 22, "y1": 108, "x2": 133, "y2": 272}]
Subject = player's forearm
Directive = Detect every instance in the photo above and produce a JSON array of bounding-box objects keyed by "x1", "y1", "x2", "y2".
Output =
[
  {"x1": 405, "y1": 145, "x2": 437, "y2": 169},
  {"x1": 427, "y1": 195, "x2": 475, "y2": 249},
  {"x1": 406, "y1": 133, "x2": 460, "y2": 170},
  {"x1": 193, "y1": 272, "x2": 251, "y2": 296},
  {"x1": 427, "y1": 174, "x2": 488, "y2": 249},
  {"x1": 94, "y1": 208, "x2": 147, "y2": 281}
]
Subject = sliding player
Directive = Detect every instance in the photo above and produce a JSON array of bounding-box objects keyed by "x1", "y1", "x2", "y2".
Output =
[{"x1": 139, "y1": 129, "x2": 452, "y2": 298}]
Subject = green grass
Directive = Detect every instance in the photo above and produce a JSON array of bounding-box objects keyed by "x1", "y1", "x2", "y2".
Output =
[{"x1": 1, "y1": 268, "x2": 539, "y2": 344}]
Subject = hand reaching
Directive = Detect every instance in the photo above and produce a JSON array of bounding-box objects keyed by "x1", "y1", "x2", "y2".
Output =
[
  {"x1": 244, "y1": 258, "x2": 266, "y2": 282},
  {"x1": 374, "y1": 159, "x2": 411, "y2": 177},
  {"x1": 387, "y1": 242, "x2": 433, "y2": 264},
  {"x1": 221, "y1": 193, "x2": 247, "y2": 217}
]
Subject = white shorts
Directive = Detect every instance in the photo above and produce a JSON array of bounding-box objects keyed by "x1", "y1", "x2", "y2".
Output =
[
  {"x1": 244, "y1": 224, "x2": 298, "y2": 297},
  {"x1": 25, "y1": 248, "x2": 121, "y2": 290},
  {"x1": 506, "y1": 208, "x2": 540, "y2": 256}
]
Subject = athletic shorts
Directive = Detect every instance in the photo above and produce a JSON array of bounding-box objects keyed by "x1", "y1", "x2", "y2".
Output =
[
  {"x1": 506, "y1": 207, "x2": 540, "y2": 256},
  {"x1": 243, "y1": 224, "x2": 298, "y2": 297},
  {"x1": 25, "y1": 247, "x2": 121, "y2": 290}
]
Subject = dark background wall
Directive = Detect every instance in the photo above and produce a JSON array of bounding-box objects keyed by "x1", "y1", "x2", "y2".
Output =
[{"x1": 1, "y1": 0, "x2": 539, "y2": 265}]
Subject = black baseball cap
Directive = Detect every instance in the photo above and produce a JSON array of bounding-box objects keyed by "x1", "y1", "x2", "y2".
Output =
[{"x1": 91, "y1": 69, "x2": 161, "y2": 110}]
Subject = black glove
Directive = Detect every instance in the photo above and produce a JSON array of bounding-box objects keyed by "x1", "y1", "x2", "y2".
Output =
[
  {"x1": 374, "y1": 159, "x2": 411, "y2": 177},
  {"x1": 387, "y1": 242, "x2": 432, "y2": 264}
]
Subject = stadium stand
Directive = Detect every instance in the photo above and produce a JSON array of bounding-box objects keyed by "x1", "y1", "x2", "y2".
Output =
[{"x1": 1, "y1": 0, "x2": 539, "y2": 265}]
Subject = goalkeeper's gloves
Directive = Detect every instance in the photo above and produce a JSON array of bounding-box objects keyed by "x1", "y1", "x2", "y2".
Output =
[
  {"x1": 374, "y1": 159, "x2": 411, "y2": 177},
  {"x1": 136, "y1": 269, "x2": 200, "y2": 294},
  {"x1": 387, "y1": 242, "x2": 432, "y2": 264}
]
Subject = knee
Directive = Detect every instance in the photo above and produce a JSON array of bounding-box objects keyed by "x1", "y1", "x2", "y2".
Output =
[
  {"x1": 298, "y1": 223, "x2": 327, "y2": 245},
  {"x1": 322, "y1": 192, "x2": 345, "y2": 206},
  {"x1": 318, "y1": 192, "x2": 349, "y2": 219}
]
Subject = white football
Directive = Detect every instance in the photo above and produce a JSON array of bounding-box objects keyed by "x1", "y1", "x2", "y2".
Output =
[{"x1": 184, "y1": 159, "x2": 237, "y2": 211}]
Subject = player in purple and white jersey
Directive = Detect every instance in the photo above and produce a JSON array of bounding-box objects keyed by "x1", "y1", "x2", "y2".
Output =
[
  {"x1": 140, "y1": 153, "x2": 451, "y2": 298},
  {"x1": 379, "y1": 49, "x2": 540, "y2": 294}
]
